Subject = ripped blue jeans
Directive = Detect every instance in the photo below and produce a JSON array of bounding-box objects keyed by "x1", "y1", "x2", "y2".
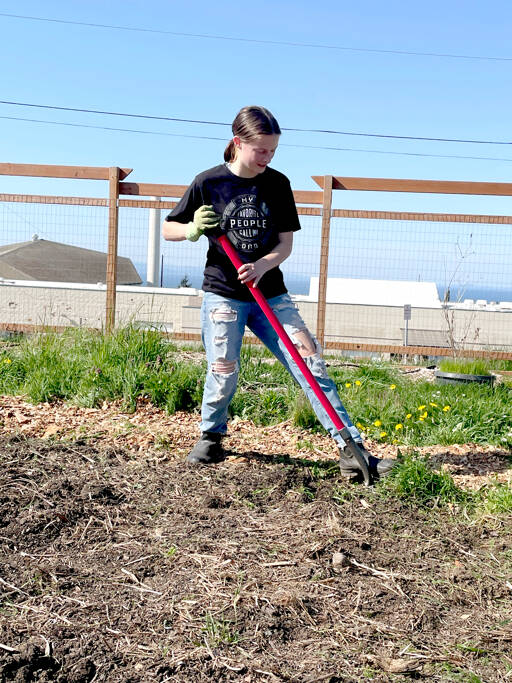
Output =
[{"x1": 200, "y1": 292, "x2": 361, "y2": 448}]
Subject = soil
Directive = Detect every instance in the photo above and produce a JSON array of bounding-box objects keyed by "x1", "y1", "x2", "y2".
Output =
[{"x1": 1, "y1": 397, "x2": 511, "y2": 682}]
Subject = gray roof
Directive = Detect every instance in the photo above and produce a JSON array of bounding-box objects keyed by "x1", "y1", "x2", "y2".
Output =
[{"x1": 0, "y1": 239, "x2": 142, "y2": 285}]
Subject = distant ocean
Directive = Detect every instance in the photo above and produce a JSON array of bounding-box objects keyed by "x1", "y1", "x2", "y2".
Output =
[{"x1": 136, "y1": 262, "x2": 512, "y2": 304}]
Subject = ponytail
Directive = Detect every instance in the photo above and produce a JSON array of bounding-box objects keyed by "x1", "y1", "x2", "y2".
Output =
[
  {"x1": 224, "y1": 139, "x2": 236, "y2": 163},
  {"x1": 224, "y1": 105, "x2": 281, "y2": 162}
]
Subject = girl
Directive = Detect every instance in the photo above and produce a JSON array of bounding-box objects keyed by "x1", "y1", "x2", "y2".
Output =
[{"x1": 163, "y1": 105, "x2": 393, "y2": 478}]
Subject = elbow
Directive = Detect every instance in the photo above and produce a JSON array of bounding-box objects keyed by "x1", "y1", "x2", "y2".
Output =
[
  {"x1": 162, "y1": 221, "x2": 171, "y2": 241},
  {"x1": 162, "y1": 219, "x2": 179, "y2": 242}
]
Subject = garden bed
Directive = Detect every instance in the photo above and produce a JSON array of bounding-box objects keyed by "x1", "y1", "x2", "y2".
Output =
[{"x1": 1, "y1": 398, "x2": 511, "y2": 681}]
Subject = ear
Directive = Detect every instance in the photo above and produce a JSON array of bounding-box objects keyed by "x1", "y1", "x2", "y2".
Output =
[{"x1": 233, "y1": 136, "x2": 241, "y2": 149}]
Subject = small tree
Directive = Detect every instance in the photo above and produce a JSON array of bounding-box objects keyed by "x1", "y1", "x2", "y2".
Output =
[
  {"x1": 442, "y1": 236, "x2": 478, "y2": 358},
  {"x1": 179, "y1": 275, "x2": 192, "y2": 288}
]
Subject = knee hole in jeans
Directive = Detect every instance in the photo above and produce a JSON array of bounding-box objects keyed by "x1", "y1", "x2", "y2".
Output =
[
  {"x1": 212, "y1": 358, "x2": 237, "y2": 375},
  {"x1": 210, "y1": 307, "x2": 237, "y2": 323},
  {"x1": 292, "y1": 328, "x2": 318, "y2": 357}
]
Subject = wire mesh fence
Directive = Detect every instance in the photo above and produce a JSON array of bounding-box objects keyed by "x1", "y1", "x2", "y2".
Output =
[{"x1": 1, "y1": 165, "x2": 511, "y2": 360}]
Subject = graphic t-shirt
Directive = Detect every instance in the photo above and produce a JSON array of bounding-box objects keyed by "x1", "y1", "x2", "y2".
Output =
[{"x1": 165, "y1": 164, "x2": 301, "y2": 301}]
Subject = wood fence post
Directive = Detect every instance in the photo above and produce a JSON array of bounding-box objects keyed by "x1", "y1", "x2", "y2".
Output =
[
  {"x1": 106, "y1": 166, "x2": 120, "y2": 334},
  {"x1": 316, "y1": 174, "x2": 333, "y2": 347}
]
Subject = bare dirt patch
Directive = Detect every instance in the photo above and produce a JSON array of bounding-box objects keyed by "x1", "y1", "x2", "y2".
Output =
[{"x1": 1, "y1": 398, "x2": 512, "y2": 681}]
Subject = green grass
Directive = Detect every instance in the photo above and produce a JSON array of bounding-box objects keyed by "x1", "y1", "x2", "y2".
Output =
[
  {"x1": 1, "y1": 330, "x2": 512, "y2": 448},
  {"x1": 474, "y1": 480, "x2": 512, "y2": 516},
  {"x1": 438, "y1": 358, "x2": 493, "y2": 375},
  {"x1": 329, "y1": 363, "x2": 512, "y2": 448},
  {"x1": 377, "y1": 451, "x2": 469, "y2": 506},
  {"x1": 373, "y1": 451, "x2": 512, "y2": 519},
  {"x1": 373, "y1": 452, "x2": 512, "y2": 521},
  {"x1": 0, "y1": 326, "x2": 180, "y2": 411}
]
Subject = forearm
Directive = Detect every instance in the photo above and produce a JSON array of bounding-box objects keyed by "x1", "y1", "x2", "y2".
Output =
[
  {"x1": 257, "y1": 232, "x2": 293, "y2": 271},
  {"x1": 162, "y1": 219, "x2": 188, "y2": 242}
]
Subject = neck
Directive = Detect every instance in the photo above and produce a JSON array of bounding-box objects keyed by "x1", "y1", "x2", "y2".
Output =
[{"x1": 228, "y1": 158, "x2": 258, "y2": 179}]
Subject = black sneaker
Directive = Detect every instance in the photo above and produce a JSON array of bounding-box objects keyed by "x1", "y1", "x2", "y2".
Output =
[
  {"x1": 186, "y1": 432, "x2": 224, "y2": 465},
  {"x1": 339, "y1": 443, "x2": 395, "y2": 479}
]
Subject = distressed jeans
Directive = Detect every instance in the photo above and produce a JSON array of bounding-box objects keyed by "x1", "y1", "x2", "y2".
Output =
[{"x1": 200, "y1": 292, "x2": 361, "y2": 448}]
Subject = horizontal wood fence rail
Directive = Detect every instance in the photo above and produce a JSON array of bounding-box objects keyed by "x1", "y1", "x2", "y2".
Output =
[
  {"x1": 323, "y1": 342, "x2": 512, "y2": 360},
  {"x1": 119, "y1": 182, "x2": 188, "y2": 198},
  {"x1": 3, "y1": 193, "x2": 512, "y2": 224},
  {"x1": 330, "y1": 208, "x2": 512, "y2": 224},
  {"x1": 0, "y1": 163, "x2": 132, "y2": 180},
  {"x1": 0, "y1": 193, "x2": 316, "y2": 214},
  {"x1": 0, "y1": 193, "x2": 109, "y2": 207},
  {"x1": 118, "y1": 181, "x2": 324, "y2": 206},
  {"x1": 313, "y1": 175, "x2": 512, "y2": 196}
]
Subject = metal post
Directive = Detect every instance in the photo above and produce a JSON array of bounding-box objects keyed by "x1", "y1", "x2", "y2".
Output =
[
  {"x1": 146, "y1": 197, "x2": 161, "y2": 287},
  {"x1": 403, "y1": 304, "x2": 411, "y2": 346}
]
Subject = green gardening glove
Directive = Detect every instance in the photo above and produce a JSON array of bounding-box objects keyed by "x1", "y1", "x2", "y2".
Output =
[{"x1": 185, "y1": 205, "x2": 220, "y2": 242}]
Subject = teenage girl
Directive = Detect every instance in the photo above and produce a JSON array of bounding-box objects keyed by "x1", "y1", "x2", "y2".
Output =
[{"x1": 163, "y1": 105, "x2": 393, "y2": 478}]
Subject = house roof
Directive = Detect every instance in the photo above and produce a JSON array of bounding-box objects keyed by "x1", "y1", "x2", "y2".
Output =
[
  {"x1": 307, "y1": 277, "x2": 441, "y2": 308},
  {"x1": 0, "y1": 238, "x2": 141, "y2": 285}
]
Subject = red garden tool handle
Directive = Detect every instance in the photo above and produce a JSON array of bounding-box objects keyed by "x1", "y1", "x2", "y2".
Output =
[{"x1": 218, "y1": 235, "x2": 371, "y2": 485}]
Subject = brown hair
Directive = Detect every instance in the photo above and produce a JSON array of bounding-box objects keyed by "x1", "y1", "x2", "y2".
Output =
[{"x1": 224, "y1": 106, "x2": 281, "y2": 162}]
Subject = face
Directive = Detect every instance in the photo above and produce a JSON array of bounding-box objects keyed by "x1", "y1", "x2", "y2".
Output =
[{"x1": 233, "y1": 133, "x2": 280, "y2": 176}]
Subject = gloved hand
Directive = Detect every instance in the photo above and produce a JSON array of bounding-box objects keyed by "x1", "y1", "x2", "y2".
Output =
[{"x1": 185, "y1": 205, "x2": 220, "y2": 242}]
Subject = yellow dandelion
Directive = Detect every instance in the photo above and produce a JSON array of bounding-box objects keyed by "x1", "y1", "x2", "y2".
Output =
[
  {"x1": 421, "y1": 411, "x2": 428, "y2": 419},
  {"x1": 345, "y1": 382, "x2": 351, "y2": 388},
  {"x1": 395, "y1": 423, "x2": 403, "y2": 431},
  {"x1": 355, "y1": 380, "x2": 361, "y2": 386},
  {"x1": 430, "y1": 402, "x2": 438, "y2": 407},
  {"x1": 418, "y1": 405, "x2": 426, "y2": 411},
  {"x1": 390, "y1": 384, "x2": 396, "y2": 390},
  {"x1": 3, "y1": 358, "x2": 12, "y2": 364},
  {"x1": 380, "y1": 431, "x2": 387, "y2": 438},
  {"x1": 419, "y1": 417, "x2": 424, "y2": 422},
  {"x1": 374, "y1": 419, "x2": 382, "y2": 427},
  {"x1": 406, "y1": 413, "x2": 412, "y2": 419},
  {"x1": 443, "y1": 405, "x2": 451, "y2": 412},
  {"x1": 356, "y1": 422, "x2": 364, "y2": 430}
]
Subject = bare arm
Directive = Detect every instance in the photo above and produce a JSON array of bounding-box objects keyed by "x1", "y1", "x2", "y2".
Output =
[
  {"x1": 162, "y1": 219, "x2": 188, "y2": 242},
  {"x1": 238, "y1": 232, "x2": 294, "y2": 287}
]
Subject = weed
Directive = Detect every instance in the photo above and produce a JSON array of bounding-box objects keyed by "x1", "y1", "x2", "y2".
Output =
[
  {"x1": 292, "y1": 392, "x2": 320, "y2": 431},
  {"x1": 332, "y1": 485, "x2": 356, "y2": 505},
  {"x1": 377, "y1": 451, "x2": 468, "y2": 507},
  {"x1": 307, "y1": 461, "x2": 340, "y2": 480},
  {"x1": 296, "y1": 485, "x2": 316, "y2": 501},
  {"x1": 435, "y1": 662, "x2": 483, "y2": 682},
  {"x1": 202, "y1": 613, "x2": 239, "y2": 647},
  {"x1": 296, "y1": 438, "x2": 316, "y2": 452},
  {"x1": 474, "y1": 480, "x2": 512, "y2": 517}
]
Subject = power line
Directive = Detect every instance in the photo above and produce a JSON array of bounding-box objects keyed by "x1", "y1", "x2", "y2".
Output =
[
  {"x1": 2, "y1": 115, "x2": 512, "y2": 163},
  {"x1": 0, "y1": 100, "x2": 229, "y2": 128},
  {"x1": 0, "y1": 115, "x2": 226, "y2": 141},
  {"x1": 1, "y1": 100, "x2": 510, "y2": 146},
  {"x1": 1, "y1": 11, "x2": 511, "y2": 62}
]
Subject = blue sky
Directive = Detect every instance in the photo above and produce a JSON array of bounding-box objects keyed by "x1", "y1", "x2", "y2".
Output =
[{"x1": 1, "y1": 0, "x2": 512, "y2": 216}]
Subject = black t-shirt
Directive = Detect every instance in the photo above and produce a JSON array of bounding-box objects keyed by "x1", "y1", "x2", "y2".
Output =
[{"x1": 165, "y1": 164, "x2": 301, "y2": 301}]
